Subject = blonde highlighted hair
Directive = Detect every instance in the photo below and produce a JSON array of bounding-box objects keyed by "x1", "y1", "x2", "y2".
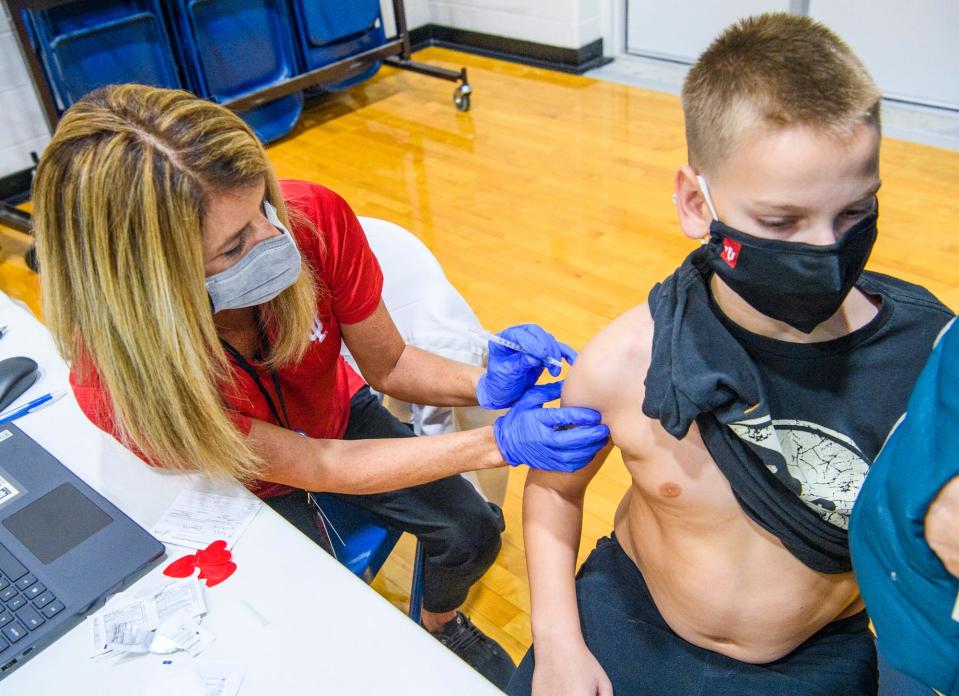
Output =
[
  {"x1": 682, "y1": 12, "x2": 881, "y2": 174},
  {"x1": 34, "y1": 84, "x2": 317, "y2": 481}
]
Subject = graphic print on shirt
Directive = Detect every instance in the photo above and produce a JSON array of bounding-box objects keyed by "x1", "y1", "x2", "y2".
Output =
[
  {"x1": 310, "y1": 316, "x2": 328, "y2": 343},
  {"x1": 728, "y1": 416, "x2": 869, "y2": 529}
]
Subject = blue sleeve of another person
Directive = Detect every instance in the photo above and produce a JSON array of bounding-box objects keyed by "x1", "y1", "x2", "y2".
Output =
[{"x1": 850, "y1": 318, "x2": 959, "y2": 696}]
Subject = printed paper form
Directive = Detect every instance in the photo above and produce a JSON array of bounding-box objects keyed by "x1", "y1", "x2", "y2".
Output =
[
  {"x1": 143, "y1": 659, "x2": 245, "y2": 696},
  {"x1": 195, "y1": 661, "x2": 246, "y2": 696},
  {"x1": 152, "y1": 490, "x2": 261, "y2": 550}
]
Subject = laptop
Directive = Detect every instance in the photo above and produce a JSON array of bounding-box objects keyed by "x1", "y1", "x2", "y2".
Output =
[{"x1": 0, "y1": 424, "x2": 165, "y2": 679}]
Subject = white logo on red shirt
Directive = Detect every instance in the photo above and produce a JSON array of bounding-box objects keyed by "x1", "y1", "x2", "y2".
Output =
[
  {"x1": 721, "y1": 238, "x2": 741, "y2": 268},
  {"x1": 310, "y1": 316, "x2": 328, "y2": 343}
]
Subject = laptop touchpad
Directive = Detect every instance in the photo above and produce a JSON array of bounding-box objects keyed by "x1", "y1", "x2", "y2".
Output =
[{"x1": 4, "y1": 483, "x2": 112, "y2": 564}]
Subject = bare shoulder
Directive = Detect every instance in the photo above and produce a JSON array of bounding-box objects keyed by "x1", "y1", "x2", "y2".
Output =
[
  {"x1": 525, "y1": 306, "x2": 653, "y2": 498},
  {"x1": 563, "y1": 303, "x2": 654, "y2": 413}
]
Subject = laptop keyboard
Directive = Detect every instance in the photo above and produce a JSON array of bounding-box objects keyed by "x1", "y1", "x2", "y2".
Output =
[{"x1": 0, "y1": 544, "x2": 63, "y2": 653}]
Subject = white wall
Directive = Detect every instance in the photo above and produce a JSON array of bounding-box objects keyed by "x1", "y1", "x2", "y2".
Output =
[
  {"x1": 380, "y1": 0, "x2": 431, "y2": 36},
  {"x1": 430, "y1": 0, "x2": 601, "y2": 49},
  {"x1": 404, "y1": 0, "x2": 432, "y2": 29},
  {"x1": 384, "y1": 0, "x2": 605, "y2": 51},
  {"x1": 0, "y1": 8, "x2": 51, "y2": 178}
]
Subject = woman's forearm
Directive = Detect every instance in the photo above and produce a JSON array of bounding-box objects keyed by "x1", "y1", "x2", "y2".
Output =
[
  {"x1": 341, "y1": 303, "x2": 483, "y2": 406},
  {"x1": 251, "y1": 419, "x2": 503, "y2": 494},
  {"x1": 374, "y1": 345, "x2": 483, "y2": 407}
]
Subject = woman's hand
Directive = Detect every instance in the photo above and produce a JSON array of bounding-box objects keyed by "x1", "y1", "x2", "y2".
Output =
[
  {"x1": 493, "y1": 381, "x2": 609, "y2": 473},
  {"x1": 476, "y1": 324, "x2": 576, "y2": 409},
  {"x1": 532, "y1": 640, "x2": 613, "y2": 696},
  {"x1": 925, "y1": 475, "x2": 959, "y2": 577}
]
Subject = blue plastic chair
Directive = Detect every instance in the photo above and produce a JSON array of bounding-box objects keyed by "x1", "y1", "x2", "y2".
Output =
[
  {"x1": 24, "y1": 0, "x2": 182, "y2": 112},
  {"x1": 287, "y1": 0, "x2": 386, "y2": 91},
  {"x1": 167, "y1": 0, "x2": 303, "y2": 142},
  {"x1": 309, "y1": 492, "x2": 426, "y2": 623}
]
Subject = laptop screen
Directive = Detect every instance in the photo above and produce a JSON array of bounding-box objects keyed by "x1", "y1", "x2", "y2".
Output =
[{"x1": 3, "y1": 483, "x2": 113, "y2": 564}]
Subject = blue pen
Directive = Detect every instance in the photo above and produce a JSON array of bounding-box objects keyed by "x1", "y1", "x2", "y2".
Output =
[{"x1": 0, "y1": 392, "x2": 63, "y2": 425}]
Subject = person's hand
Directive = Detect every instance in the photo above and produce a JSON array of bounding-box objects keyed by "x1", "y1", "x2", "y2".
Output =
[
  {"x1": 925, "y1": 475, "x2": 959, "y2": 577},
  {"x1": 531, "y1": 640, "x2": 613, "y2": 696},
  {"x1": 476, "y1": 324, "x2": 577, "y2": 409},
  {"x1": 493, "y1": 381, "x2": 609, "y2": 472}
]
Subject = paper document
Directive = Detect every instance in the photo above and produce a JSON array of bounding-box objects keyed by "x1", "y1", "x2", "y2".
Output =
[
  {"x1": 152, "y1": 490, "x2": 261, "y2": 549},
  {"x1": 156, "y1": 578, "x2": 207, "y2": 622},
  {"x1": 194, "y1": 662, "x2": 246, "y2": 696},
  {"x1": 89, "y1": 577, "x2": 210, "y2": 660},
  {"x1": 952, "y1": 588, "x2": 959, "y2": 623},
  {"x1": 152, "y1": 610, "x2": 215, "y2": 657},
  {"x1": 146, "y1": 660, "x2": 246, "y2": 696},
  {"x1": 91, "y1": 597, "x2": 160, "y2": 657}
]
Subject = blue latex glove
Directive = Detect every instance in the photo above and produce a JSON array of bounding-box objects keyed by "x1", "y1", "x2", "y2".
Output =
[
  {"x1": 493, "y1": 381, "x2": 610, "y2": 472},
  {"x1": 476, "y1": 324, "x2": 577, "y2": 409}
]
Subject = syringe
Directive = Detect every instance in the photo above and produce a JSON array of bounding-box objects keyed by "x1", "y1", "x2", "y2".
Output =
[{"x1": 472, "y1": 329, "x2": 565, "y2": 369}]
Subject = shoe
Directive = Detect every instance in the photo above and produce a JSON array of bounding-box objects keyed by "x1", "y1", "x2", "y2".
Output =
[{"x1": 430, "y1": 611, "x2": 516, "y2": 689}]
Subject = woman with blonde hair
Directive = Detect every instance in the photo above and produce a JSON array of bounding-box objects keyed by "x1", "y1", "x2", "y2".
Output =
[{"x1": 32, "y1": 84, "x2": 608, "y2": 688}]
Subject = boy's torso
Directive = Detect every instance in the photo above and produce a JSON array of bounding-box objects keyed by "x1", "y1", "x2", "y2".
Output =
[
  {"x1": 608, "y1": 342, "x2": 863, "y2": 664},
  {"x1": 602, "y1": 274, "x2": 952, "y2": 664},
  {"x1": 612, "y1": 418, "x2": 863, "y2": 664}
]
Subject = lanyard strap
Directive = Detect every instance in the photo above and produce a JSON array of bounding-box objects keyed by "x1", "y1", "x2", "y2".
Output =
[{"x1": 220, "y1": 326, "x2": 292, "y2": 431}]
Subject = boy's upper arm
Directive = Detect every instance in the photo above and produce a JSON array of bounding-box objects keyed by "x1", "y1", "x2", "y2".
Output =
[
  {"x1": 564, "y1": 302, "x2": 655, "y2": 427},
  {"x1": 527, "y1": 304, "x2": 656, "y2": 498}
]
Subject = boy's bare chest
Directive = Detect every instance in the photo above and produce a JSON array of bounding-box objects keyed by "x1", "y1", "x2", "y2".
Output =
[{"x1": 612, "y1": 406, "x2": 744, "y2": 520}]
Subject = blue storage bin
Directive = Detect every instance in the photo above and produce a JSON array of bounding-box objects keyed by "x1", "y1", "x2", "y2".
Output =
[
  {"x1": 25, "y1": 0, "x2": 182, "y2": 112},
  {"x1": 169, "y1": 0, "x2": 303, "y2": 143},
  {"x1": 288, "y1": 0, "x2": 386, "y2": 90},
  {"x1": 296, "y1": 1, "x2": 381, "y2": 45},
  {"x1": 37, "y1": 0, "x2": 156, "y2": 35}
]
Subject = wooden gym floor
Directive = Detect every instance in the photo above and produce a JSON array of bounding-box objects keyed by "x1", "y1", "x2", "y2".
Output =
[{"x1": 2, "y1": 46, "x2": 958, "y2": 663}]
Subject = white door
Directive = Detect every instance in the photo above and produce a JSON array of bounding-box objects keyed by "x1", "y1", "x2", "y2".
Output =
[
  {"x1": 626, "y1": 0, "x2": 794, "y2": 63},
  {"x1": 809, "y1": 0, "x2": 959, "y2": 110}
]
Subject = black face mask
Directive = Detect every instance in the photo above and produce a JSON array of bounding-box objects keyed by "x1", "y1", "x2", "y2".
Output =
[{"x1": 703, "y1": 207, "x2": 878, "y2": 333}]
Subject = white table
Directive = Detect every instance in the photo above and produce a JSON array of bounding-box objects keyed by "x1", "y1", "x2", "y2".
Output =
[{"x1": 0, "y1": 293, "x2": 502, "y2": 695}]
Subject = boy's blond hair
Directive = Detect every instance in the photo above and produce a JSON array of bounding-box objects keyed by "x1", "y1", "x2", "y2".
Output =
[{"x1": 682, "y1": 12, "x2": 881, "y2": 174}]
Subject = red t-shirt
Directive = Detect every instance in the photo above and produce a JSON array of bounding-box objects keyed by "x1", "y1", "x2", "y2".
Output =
[{"x1": 71, "y1": 180, "x2": 384, "y2": 499}]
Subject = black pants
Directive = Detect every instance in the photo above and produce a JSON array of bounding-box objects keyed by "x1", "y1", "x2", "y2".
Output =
[
  {"x1": 267, "y1": 386, "x2": 504, "y2": 614},
  {"x1": 508, "y1": 534, "x2": 878, "y2": 696}
]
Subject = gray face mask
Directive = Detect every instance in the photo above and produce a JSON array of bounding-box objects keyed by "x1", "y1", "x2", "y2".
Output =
[{"x1": 205, "y1": 200, "x2": 302, "y2": 314}]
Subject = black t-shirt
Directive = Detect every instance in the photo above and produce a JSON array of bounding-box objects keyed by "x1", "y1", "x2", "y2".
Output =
[{"x1": 644, "y1": 249, "x2": 953, "y2": 573}]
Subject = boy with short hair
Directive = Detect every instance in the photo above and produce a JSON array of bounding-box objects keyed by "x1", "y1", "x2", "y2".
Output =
[{"x1": 508, "y1": 13, "x2": 954, "y2": 695}]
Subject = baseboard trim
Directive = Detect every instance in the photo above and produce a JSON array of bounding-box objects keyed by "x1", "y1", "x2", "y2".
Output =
[{"x1": 409, "y1": 24, "x2": 611, "y2": 75}]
